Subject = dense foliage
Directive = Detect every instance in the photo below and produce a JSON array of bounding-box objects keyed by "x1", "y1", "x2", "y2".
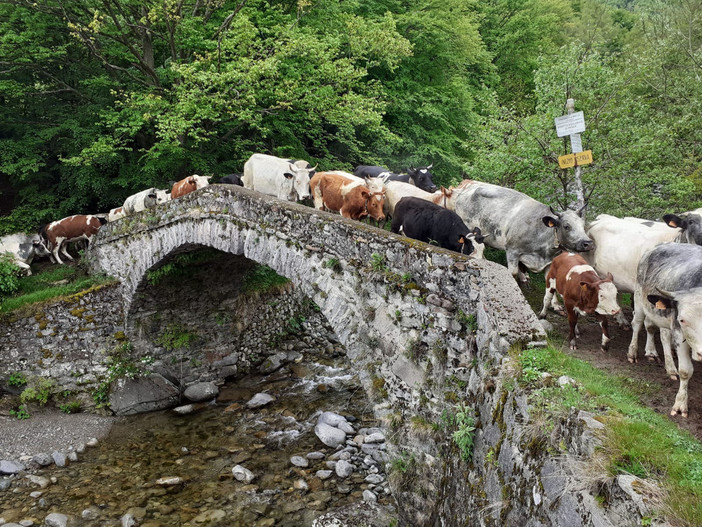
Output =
[{"x1": 1, "y1": 0, "x2": 701, "y2": 234}]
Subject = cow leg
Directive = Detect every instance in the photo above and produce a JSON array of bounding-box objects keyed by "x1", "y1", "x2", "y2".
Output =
[
  {"x1": 596, "y1": 314, "x2": 611, "y2": 352},
  {"x1": 567, "y1": 306, "x2": 579, "y2": 350},
  {"x1": 660, "y1": 328, "x2": 679, "y2": 380},
  {"x1": 671, "y1": 342, "x2": 692, "y2": 418},
  {"x1": 539, "y1": 283, "x2": 556, "y2": 319},
  {"x1": 52, "y1": 245, "x2": 64, "y2": 265},
  {"x1": 643, "y1": 317, "x2": 660, "y2": 362},
  {"x1": 506, "y1": 251, "x2": 524, "y2": 282},
  {"x1": 60, "y1": 242, "x2": 74, "y2": 261},
  {"x1": 626, "y1": 298, "x2": 645, "y2": 363}
]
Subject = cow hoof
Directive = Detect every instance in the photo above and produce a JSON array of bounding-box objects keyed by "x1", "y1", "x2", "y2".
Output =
[
  {"x1": 600, "y1": 347, "x2": 608, "y2": 353},
  {"x1": 569, "y1": 344, "x2": 576, "y2": 351},
  {"x1": 622, "y1": 324, "x2": 631, "y2": 331},
  {"x1": 645, "y1": 355, "x2": 659, "y2": 363},
  {"x1": 555, "y1": 309, "x2": 567, "y2": 318},
  {"x1": 627, "y1": 357, "x2": 637, "y2": 364},
  {"x1": 670, "y1": 374, "x2": 679, "y2": 381}
]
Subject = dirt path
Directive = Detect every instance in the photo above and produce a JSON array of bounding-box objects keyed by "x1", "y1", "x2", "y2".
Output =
[{"x1": 523, "y1": 283, "x2": 702, "y2": 441}]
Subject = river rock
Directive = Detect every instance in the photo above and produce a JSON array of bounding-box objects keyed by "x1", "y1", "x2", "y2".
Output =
[
  {"x1": 67, "y1": 452, "x2": 78, "y2": 462},
  {"x1": 337, "y1": 421, "x2": 355, "y2": 435},
  {"x1": 306, "y1": 451, "x2": 325, "y2": 460},
  {"x1": 32, "y1": 453, "x2": 53, "y2": 467},
  {"x1": 52, "y1": 451, "x2": 67, "y2": 467},
  {"x1": 121, "y1": 513, "x2": 136, "y2": 527},
  {"x1": 259, "y1": 352, "x2": 287, "y2": 374},
  {"x1": 232, "y1": 465, "x2": 255, "y2": 483},
  {"x1": 335, "y1": 459, "x2": 354, "y2": 478},
  {"x1": 314, "y1": 422, "x2": 346, "y2": 448},
  {"x1": 290, "y1": 456, "x2": 309, "y2": 468},
  {"x1": 293, "y1": 479, "x2": 308, "y2": 490},
  {"x1": 363, "y1": 489, "x2": 377, "y2": 503},
  {"x1": 155, "y1": 477, "x2": 183, "y2": 486},
  {"x1": 27, "y1": 475, "x2": 50, "y2": 489},
  {"x1": 173, "y1": 404, "x2": 196, "y2": 415},
  {"x1": 81, "y1": 507, "x2": 100, "y2": 520},
  {"x1": 44, "y1": 513, "x2": 69, "y2": 527},
  {"x1": 318, "y1": 411, "x2": 347, "y2": 427},
  {"x1": 364, "y1": 432, "x2": 385, "y2": 444},
  {"x1": 109, "y1": 373, "x2": 179, "y2": 415},
  {"x1": 365, "y1": 473, "x2": 384, "y2": 484},
  {"x1": 246, "y1": 393, "x2": 275, "y2": 409},
  {"x1": 192, "y1": 509, "x2": 226, "y2": 523},
  {"x1": 183, "y1": 382, "x2": 219, "y2": 402},
  {"x1": 86, "y1": 438, "x2": 99, "y2": 447},
  {"x1": 316, "y1": 470, "x2": 333, "y2": 480},
  {"x1": 0, "y1": 460, "x2": 24, "y2": 474},
  {"x1": 0, "y1": 478, "x2": 11, "y2": 491}
]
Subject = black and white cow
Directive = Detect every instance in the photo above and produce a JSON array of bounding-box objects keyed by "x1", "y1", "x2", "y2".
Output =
[
  {"x1": 391, "y1": 197, "x2": 476, "y2": 255},
  {"x1": 242, "y1": 154, "x2": 316, "y2": 202},
  {"x1": 446, "y1": 180, "x2": 593, "y2": 281},
  {"x1": 627, "y1": 243, "x2": 702, "y2": 418},
  {"x1": 354, "y1": 165, "x2": 437, "y2": 193},
  {"x1": 219, "y1": 173, "x2": 244, "y2": 186}
]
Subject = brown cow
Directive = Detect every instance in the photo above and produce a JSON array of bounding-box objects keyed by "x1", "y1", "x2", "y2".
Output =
[
  {"x1": 310, "y1": 172, "x2": 386, "y2": 222},
  {"x1": 171, "y1": 175, "x2": 211, "y2": 199},
  {"x1": 539, "y1": 252, "x2": 621, "y2": 352},
  {"x1": 39, "y1": 215, "x2": 107, "y2": 265}
]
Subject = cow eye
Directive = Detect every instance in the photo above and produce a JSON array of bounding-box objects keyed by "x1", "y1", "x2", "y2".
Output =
[{"x1": 564, "y1": 225, "x2": 571, "y2": 231}]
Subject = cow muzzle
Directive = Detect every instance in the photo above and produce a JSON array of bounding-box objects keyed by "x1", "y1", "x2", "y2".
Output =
[{"x1": 575, "y1": 240, "x2": 594, "y2": 252}]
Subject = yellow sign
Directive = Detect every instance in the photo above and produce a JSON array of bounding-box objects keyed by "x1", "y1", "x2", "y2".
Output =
[
  {"x1": 575, "y1": 150, "x2": 593, "y2": 165},
  {"x1": 558, "y1": 154, "x2": 575, "y2": 169},
  {"x1": 558, "y1": 150, "x2": 593, "y2": 169}
]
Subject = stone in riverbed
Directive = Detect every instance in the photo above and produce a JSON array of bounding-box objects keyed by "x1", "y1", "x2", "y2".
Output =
[
  {"x1": 109, "y1": 373, "x2": 179, "y2": 415},
  {"x1": 183, "y1": 382, "x2": 219, "y2": 402},
  {"x1": 0, "y1": 460, "x2": 24, "y2": 475},
  {"x1": 52, "y1": 451, "x2": 67, "y2": 467},
  {"x1": 316, "y1": 470, "x2": 333, "y2": 480},
  {"x1": 317, "y1": 411, "x2": 347, "y2": 427},
  {"x1": 314, "y1": 422, "x2": 346, "y2": 448},
  {"x1": 155, "y1": 477, "x2": 183, "y2": 486},
  {"x1": 26, "y1": 475, "x2": 50, "y2": 489},
  {"x1": 306, "y1": 451, "x2": 325, "y2": 460},
  {"x1": 364, "y1": 432, "x2": 385, "y2": 444},
  {"x1": 363, "y1": 489, "x2": 378, "y2": 503},
  {"x1": 290, "y1": 456, "x2": 309, "y2": 468},
  {"x1": 335, "y1": 460, "x2": 354, "y2": 478},
  {"x1": 232, "y1": 465, "x2": 255, "y2": 483},
  {"x1": 32, "y1": 453, "x2": 53, "y2": 467},
  {"x1": 44, "y1": 513, "x2": 69, "y2": 527},
  {"x1": 246, "y1": 393, "x2": 275, "y2": 409}
]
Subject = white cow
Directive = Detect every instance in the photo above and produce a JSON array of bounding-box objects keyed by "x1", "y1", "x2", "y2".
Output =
[
  {"x1": 585, "y1": 213, "x2": 702, "y2": 376},
  {"x1": 122, "y1": 188, "x2": 170, "y2": 216},
  {"x1": 0, "y1": 233, "x2": 51, "y2": 275},
  {"x1": 627, "y1": 244, "x2": 702, "y2": 418},
  {"x1": 242, "y1": 154, "x2": 316, "y2": 202}
]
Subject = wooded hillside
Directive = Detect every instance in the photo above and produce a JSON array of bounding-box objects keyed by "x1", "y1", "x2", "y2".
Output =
[{"x1": 1, "y1": 0, "x2": 701, "y2": 233}]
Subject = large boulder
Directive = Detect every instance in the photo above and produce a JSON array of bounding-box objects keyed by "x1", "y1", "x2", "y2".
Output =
[
  {"x1": 109, "y1": 373, "x2": 179, "y2": 415},
  {"x1": 183, "y1": 382, "x2": 219, "y2": 402}
]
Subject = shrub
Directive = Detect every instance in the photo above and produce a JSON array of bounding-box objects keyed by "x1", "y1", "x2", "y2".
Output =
[
  {"x1": 0, "y1": 252, "x2": 22, "y2": 297},
  {"x1": 20, "y1": 377, "x2": 56, "y2": 406},
  {"x1": 451, "y1": 404, "x2": 476, "y2": 462},
  {"x1": 8, "y1": 371, "x2": 27, "y2": 387}
]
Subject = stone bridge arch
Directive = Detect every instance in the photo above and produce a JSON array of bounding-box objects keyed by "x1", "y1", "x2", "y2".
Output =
[{"x1": 86, "y1": 185, "x2": 548, "y2": 524}]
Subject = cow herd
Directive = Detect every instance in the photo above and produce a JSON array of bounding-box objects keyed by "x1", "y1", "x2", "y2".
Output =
[{"x1": 2, "y1": 152, "x2": 701, "y2": 418}]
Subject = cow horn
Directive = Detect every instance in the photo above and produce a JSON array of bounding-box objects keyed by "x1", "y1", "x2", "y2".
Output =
[
  {"x1": 549, "y1": 205, "x2": 562, "y2": 217},
  {"x1": 427, "y1": 164, "x2": 433, "y2": 169},
  {"x1": 577, "y1": 203, "x2": 587, "y2": 217},
  {"x1": 310, "y1": 164, "x2": 318, "y2": 171},
  {"x1": 654, "y1": 287, "x2": 675, "y2": 298}
]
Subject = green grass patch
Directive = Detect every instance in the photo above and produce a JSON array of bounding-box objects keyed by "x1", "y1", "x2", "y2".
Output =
[
  {"x1": 519, "y1": 344, "x2": 702, "y2": 525},
  {"x1": 0, "y1": 266, "x2": 112, "y2": 313},
  {"x1": 242, "y1": 264, "x2": 290, "y2": 293}
]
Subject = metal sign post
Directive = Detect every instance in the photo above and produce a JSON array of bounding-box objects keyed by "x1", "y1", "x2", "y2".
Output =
[{"x1": 555, "y1": 99, "x2": 592, "y2": 209}]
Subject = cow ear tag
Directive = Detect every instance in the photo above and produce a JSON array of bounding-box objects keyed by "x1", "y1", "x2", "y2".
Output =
[{"x1": 458, "y1": 237, "x2": 465, "y2": 244}]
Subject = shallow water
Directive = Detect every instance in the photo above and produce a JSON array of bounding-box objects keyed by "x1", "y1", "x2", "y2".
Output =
[{"x1": 0, "y1": 351, "x2": 392, "y2": 526}]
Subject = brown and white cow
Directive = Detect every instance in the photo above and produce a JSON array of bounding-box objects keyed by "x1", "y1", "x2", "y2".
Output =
[
  {"x1": 309, "y1": 172, "x2": 386, "y2": 221},
  {"x1": 539, "y1": 252, "x2": 621, "y2": 352},
  {"x1": 171, "y1": 175, "x2": 211, "y2": 199},
  {"x1": 39, "y1": 215, "x2": 107, "y2": 265},
  {"x1": 108, "y1": 207, "x2": 126, "y2": 222}
]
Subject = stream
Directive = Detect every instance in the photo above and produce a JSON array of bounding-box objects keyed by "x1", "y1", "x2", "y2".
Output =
[{"x1": 0, "y1": 347, "x2": 396, "y2": 526}]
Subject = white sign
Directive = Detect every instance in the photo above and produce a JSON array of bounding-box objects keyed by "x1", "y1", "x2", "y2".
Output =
[
  {"x1": 570, "y1": 133, "x2": 583, "y2": 153},
  {"x1": 555, "y1": 111, "x2": 586, "y2": 137}
]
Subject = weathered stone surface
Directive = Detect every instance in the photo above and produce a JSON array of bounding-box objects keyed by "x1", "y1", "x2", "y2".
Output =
[
  {"x1": 314, "y1": 423, "x2": 347, "y2": 448},
  {"x1": 232, "y1": 465, "x2": 255, "y2": 483},
  {"x1": 109, "y1": 374, "x2": 179, "y2": 415},
  {"x1": 183, "y1": 382, "x2": 219, "y2": 402},
  {"x1": 44, "y1": 513, "x2": 69, "y2": 527},
  {"x1": 0, "y1": 460, "x2": 24, "y2": 475},
  {"x1": 246, "y1": 393, "x2": 275, "y2": 409}
]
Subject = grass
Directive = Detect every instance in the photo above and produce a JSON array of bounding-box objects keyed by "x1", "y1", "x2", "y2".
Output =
[
  {"x1": 518, "y1": 344, "x2": 702, "y2": 526},
  {"x1": 242, "y1": 263, "x2": 290, "y2": 293},
  {"x1": 0, "y1": 265, "x2": 112, "y2": 313}
]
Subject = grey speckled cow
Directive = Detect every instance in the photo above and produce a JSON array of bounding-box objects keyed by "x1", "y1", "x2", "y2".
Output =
[{"x1": 447, "y1": 180, "x2": 593, "y2": 282}]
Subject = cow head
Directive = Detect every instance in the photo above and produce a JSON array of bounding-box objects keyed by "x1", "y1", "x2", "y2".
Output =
[
  {"x1": 647, "y1": 287, "x2": 702, "y2": 362},
  {"x1": 287, "y1": 163, "x2": 315, "y2": 201},
  {"x1": 455, "y1": 234, "x2": 475, "y2": 256},
  {"x1": 664, "y1": 212, "x2": 702, "y2": 245},
  {"x1": 365, "y1": 190, "x2": 386, "y2": 222},
  {"x1": 466, "y1": 227, "x2": 486, "y2": 258},
  {"x1": 155, "y1": 189, "x2": 171, "y2": 203},
  {"x1": 584, "y1": 273, "x2": 620, "y2": 316},
  {"x1": 193, "y1": 175, "x2": 211, "y2": 190},
  {"x1": 542, "y1": 207, "x2": 594, "y2": 252},
  {"x1": 407, "y1": 165, "x2": 437, "y2": 193}
]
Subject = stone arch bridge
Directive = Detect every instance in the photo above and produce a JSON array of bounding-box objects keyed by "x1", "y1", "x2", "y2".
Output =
[{"x1": 85, "y1": 184, "x2": 559, "y2": 525}]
